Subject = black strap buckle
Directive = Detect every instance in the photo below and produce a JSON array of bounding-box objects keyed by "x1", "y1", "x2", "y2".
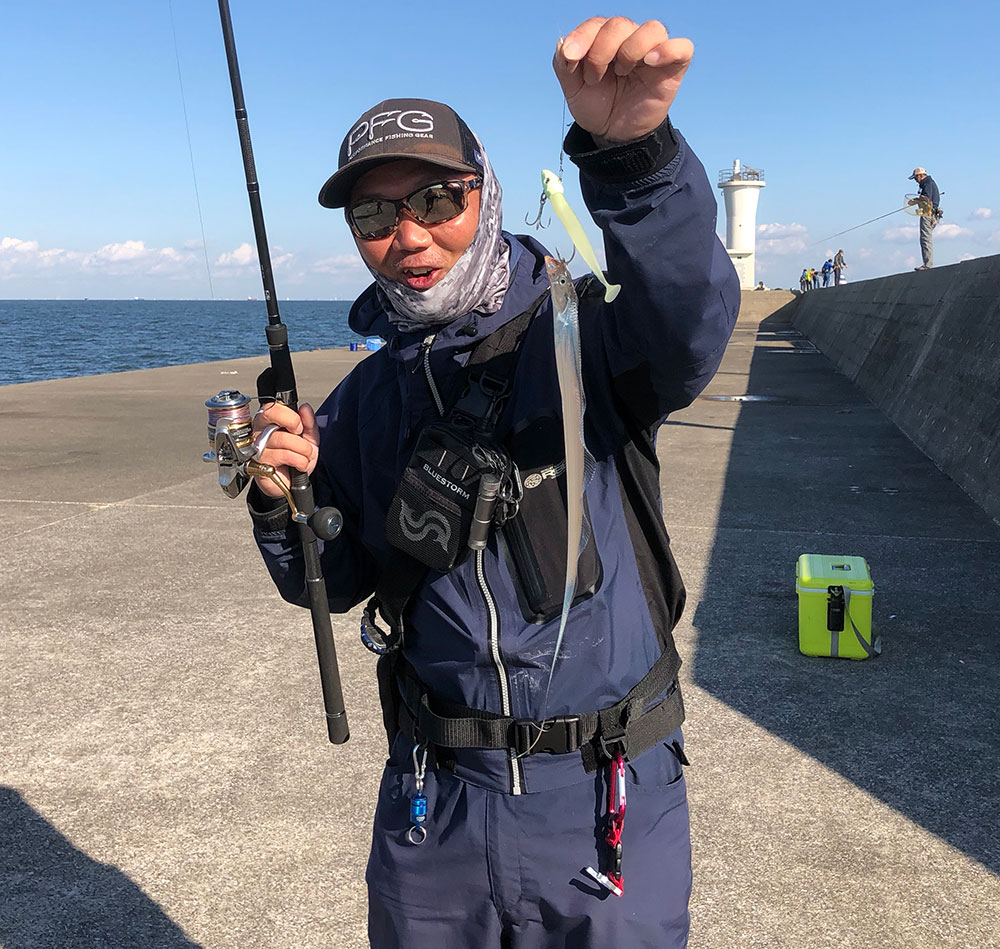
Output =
[
  {"x1": 451, "y1": 371, "x2": 510, "y2": 431},
  {"x1": 598, "y1": 715, "x2": 630, "y2": 761},
  {"x1": 510, "y1": 715, "x2": 582, "y2": 756}
]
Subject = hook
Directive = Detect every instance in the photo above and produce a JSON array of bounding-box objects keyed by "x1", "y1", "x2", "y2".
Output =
[{"x1": 525, "y1": 190, "x2": 549, "y2": 229}]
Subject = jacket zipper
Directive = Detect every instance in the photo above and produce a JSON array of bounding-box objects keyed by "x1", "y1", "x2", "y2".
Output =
[
  {"x1": 477, "y1": 548, "x2": 524, "y2": 795},
  {"x1": 415, "y1": 332, "x2": 445, "y2": 417},
  {"x1": 419, "y1": 335, "x2": 523, "y2": 794}
]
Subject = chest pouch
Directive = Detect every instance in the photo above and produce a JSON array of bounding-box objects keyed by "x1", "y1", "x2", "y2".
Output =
[
  {"x1": 378, "y1": 297, "x2": 545, "y2": 630},
  {"x1": 385, "y1": 416, "x2": 520, "y2": 573}
]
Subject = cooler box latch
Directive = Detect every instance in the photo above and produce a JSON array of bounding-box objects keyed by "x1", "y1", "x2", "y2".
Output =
[{"x1": 827, "y1": 585, "x2": 845, "y2": 632}]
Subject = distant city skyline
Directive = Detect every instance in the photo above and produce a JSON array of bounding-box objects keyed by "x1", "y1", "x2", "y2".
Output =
[{"x1": 2, "y1": 0, "x2": 997, "y2": 298}]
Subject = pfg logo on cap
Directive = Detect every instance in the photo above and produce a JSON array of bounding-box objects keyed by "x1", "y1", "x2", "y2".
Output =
[{"x1": 348, "y1": 109, "x2": 435, "y2": 159}]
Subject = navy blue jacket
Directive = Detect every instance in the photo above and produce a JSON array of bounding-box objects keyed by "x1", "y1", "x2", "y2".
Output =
[
  {"x1": 251, "y1": 127, "x2": 739, "y2": 793},
  {"x1": 918, "y1": 174, "x2": 940, "y2": 211}
]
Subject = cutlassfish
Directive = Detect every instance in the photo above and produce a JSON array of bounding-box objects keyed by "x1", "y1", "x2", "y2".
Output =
[
  {"x1": 542, "y1": 169, "x2": 621, "y2": 303},
  {"x1": 543, "y1": 256, "x2": 597, "y2": 701}
]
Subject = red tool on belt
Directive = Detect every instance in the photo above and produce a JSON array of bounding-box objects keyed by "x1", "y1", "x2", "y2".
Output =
[{"x1": 584, "y1": 750, "x2": 626, "y2": 897}]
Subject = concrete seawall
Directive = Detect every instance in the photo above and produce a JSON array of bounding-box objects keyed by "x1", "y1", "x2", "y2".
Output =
[
  {"x1": 3, "y1": 306, "x2": 1000, "y2": 947},
  {"x1": 793, "y1": 254, "x2": 1000, "y2": 522}
]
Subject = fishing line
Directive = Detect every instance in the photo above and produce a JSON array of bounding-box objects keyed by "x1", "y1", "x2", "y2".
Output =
[
  {"x1": 525, "y1": 97, "x2": 570, "y2": 227},
  {"x1": 559, "y1": 97, "x2": 568, "y2": 180},
  {"x1": 811, "y1": 205, "x2": 907, "y2": 246},
  {"x1": 168, "y1": 0, "x2": 215, "y2": 299}
]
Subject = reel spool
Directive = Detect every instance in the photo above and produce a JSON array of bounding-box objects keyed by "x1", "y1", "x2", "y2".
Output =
[
  {"x1": 204, "y1": 390, "x2": 254, "y2": 497},
  {"x1": 904, "y1": 193, "x2": 934, "y2": 217}
]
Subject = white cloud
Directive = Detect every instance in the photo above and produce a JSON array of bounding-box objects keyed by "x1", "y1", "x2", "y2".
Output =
[
  {"x1": 213, "y1": 243, "x2": 294, "y2": 271},
  {"x1": 881, "y1": 225, "x2": 918, "y2": 243},
  {"x1": 0, "y1": 233, "x2": 203, "y2": 281},
  {"x1": 935, "y1": 223, "x2": 973, "y2": 239},
  {"x1": 971, "y1": 207, "x2": 993, "y2": 219},
  {"x1": 757, "y1": 222, "x2": 806, "y2": 238},
  {"x1": 313, "y1": 252, "x2": 365, "y2": 274},
  {"x1": 1, "y1": 236, "x2": 40, "y2": 253},
  {"x1": 215, "y1": 242, "x2": 256, "y2": 267},
  {"x1": 858, "y1": 247, "x2": 873, "y2": 259},
  {"x1": 1, "y1": 236, "x2": 68, "y2": 276},
  {"x1": 755, "y1": 221, "x2": 808, "y2": 256},
  {"x1": 2, "y1": 234, "x2": 381, "y2": 296},
  {"x1": 959, "y1": 253, "x2": 977, "y2": 261},
  {"x1": 94, "y1": 240, "x2": 148, "y2": 262}
]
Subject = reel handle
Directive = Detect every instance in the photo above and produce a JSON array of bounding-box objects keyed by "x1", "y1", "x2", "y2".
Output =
[{"x1": 309, "y1": 506, "x2": 343, "y2": 541}]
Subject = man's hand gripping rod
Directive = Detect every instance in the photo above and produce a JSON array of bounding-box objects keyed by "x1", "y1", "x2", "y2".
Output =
[
  {"x1": 203, "y1": 0, "x2": 350, "y2": 744},
  {"x1": 203, "y1": 392, "x2": 343, "y2": 541}
]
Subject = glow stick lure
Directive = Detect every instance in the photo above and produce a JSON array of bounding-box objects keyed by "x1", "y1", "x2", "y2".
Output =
[{"x1": 541, "y1": 169, "x2": 621, "y2": 303}]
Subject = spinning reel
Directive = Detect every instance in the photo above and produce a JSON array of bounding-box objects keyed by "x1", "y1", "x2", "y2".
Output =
[{"x1": 202, "y1": 390, "x2": 343, "y2": 541}]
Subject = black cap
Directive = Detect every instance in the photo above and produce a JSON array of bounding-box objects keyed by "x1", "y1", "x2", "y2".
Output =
[{"x1": 318, "y1": 98, "x2": 483, "y2": 209}]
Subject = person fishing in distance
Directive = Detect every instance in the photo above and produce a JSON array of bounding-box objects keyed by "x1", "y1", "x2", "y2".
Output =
[{"x1": 247, "y1": 16, "x2": 738, "y2": 947}]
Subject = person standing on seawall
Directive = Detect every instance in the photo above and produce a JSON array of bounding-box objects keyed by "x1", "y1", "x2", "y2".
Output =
[
  {"x1": 247, "y1": 16, "x2": 738, "y2": 949},
  {"x1": 833, "y1": 248, "x2": 846, "y2": 285},
  {"x1": 908, "y1": 166, "x2": 941, "y2": 270}
]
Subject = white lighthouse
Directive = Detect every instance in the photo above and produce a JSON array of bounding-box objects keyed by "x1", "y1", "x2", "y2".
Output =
[{"x1": 717, "y1": 159, "x2": 766, "y2": 289}]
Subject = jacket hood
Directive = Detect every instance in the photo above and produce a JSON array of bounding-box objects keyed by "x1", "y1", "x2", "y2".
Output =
[{"x1": 348, "y1": 233, "x2": 551, "y2": 361}]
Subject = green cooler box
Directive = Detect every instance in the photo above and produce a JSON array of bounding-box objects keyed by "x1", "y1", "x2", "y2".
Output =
[{"x1": 796, "y1": 554, "x2": 880, "y2": 659}]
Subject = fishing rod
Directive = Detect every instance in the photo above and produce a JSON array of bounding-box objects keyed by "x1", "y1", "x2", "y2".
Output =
[
  {"x1": 811, "y1": 205, "x2": 908, "y2": 246},
  {"x1": 204, "y1": 0, "x2": 350, "y2": 744}
]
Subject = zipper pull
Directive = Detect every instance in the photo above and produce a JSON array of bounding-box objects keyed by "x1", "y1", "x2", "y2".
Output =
[{"x1": 411, "y1": 333, "x2": 436, "y2": 374}]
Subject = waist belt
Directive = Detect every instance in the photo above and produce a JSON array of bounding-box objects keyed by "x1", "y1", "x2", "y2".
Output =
[{"x1": 396, "y1": 647, "x2": 684, "y2": 773}]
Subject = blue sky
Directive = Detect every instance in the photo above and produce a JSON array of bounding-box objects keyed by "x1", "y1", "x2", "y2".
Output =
[{"x1": 2, "y1": 0, "x2": 997, "y2": 299}]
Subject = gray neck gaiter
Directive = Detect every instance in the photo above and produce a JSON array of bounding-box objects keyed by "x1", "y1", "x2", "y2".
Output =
[{"x1": 367, "y1": 138, "x2": 509, "y2": 335}]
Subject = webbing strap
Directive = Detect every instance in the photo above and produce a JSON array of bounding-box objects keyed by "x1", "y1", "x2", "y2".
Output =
[
  {"x1": 398, "y1": 646, "x2": 684, "y2": 772},
  {"x1": 843, "y1": 586, "x2": 881, "y2": 658},
  {"x1": 827, "y1": 586, "x2": 879, "y2": 658},
  {"x1": 444, "y1": 291, "x2": 549, "y2": 417}
]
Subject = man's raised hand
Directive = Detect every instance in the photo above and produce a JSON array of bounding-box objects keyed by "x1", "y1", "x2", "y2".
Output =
[{"x1": 553, "y1": 17, "x2": 693, "y2": 144}]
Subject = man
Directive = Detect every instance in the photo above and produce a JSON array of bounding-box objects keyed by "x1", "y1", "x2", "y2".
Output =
[
  {"x1": 821, "y1": 258, "x2": 833, "y2": 287},
  {"x1": 800, "y1": 268, "x2": 809, "y2": 293},
  {"x1": 908, "y1": 166, "x2": 941, "y2": 269},
  {"x1": 248, "y1": 16, "x2": 738, "y2": 948},
  {"x1": 833, "y1": 248, "x2": 846, "y2": 286}
]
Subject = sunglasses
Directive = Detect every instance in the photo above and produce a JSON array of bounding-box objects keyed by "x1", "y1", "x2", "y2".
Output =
[{"x1": 347, "y1": 176, "x2": 483, "y2": 241}]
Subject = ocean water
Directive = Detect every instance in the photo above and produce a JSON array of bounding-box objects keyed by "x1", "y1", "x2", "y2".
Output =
[{"x1": 1, "y1": 299, "x2": 362, "y2": 386}]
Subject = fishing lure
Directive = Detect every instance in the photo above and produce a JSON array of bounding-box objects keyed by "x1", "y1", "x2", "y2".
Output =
[
  {"x1": 543, "y1": 256, "x2": 597, "y2": 702},
  {"x1": 541, "y1": 170, "x2": 621, "y2": 303}
]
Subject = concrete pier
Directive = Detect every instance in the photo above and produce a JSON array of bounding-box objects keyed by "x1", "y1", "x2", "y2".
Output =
[{"x1": 2, "y1": 303, "x2": 998, "y2": 948}]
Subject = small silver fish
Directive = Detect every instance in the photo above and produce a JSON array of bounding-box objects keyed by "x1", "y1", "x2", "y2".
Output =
[{"x1": 544, "y1": 256, "x2": 597, "y2": 703}]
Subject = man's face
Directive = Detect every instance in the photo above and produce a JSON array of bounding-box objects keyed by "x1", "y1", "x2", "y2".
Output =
[
  {"x1": 914, "y1": 173, "x2": 926, "y2": 183},
  {"x1": 349, "y1": 159, "x2": 481, "y2": 291}
]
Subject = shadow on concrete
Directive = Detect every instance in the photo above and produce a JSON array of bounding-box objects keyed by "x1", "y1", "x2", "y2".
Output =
[
  {"x1": 691, "y1": 310, "x2": 1000, "y2": 875},
  {"x1": 0, "y1": 786, "x2": 203, "y2": 948}
]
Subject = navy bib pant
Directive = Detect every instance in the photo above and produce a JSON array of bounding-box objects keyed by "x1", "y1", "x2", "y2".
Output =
[{"x1": 367, "y1": 731, "x2": 692, "y2": 948}]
